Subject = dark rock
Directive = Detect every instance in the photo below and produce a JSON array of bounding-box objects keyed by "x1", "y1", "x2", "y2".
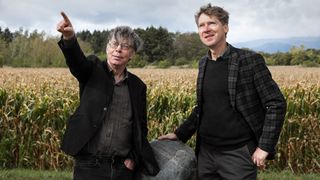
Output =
[{"x1": 137, "y1": 140, "x2": 197, "y2": 180}]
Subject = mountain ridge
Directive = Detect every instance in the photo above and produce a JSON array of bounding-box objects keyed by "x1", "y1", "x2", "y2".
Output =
[{"x1": 233, "y1": 36, "x2": 320, "y2": 53}]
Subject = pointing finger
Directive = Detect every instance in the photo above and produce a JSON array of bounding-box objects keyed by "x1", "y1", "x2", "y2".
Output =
[{"x1": 60, "y1": 11, "x2": 71, "y2": 24}]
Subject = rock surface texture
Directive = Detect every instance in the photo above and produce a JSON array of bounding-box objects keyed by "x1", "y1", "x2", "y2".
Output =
[{"x1": 137, "y1": 140, "x2": 197, "y2": 180}]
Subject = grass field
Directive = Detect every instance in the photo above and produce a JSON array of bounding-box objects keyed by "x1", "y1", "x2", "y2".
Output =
[{"x1": 0, "y1": 169, "x2": 319, "y2": 180}]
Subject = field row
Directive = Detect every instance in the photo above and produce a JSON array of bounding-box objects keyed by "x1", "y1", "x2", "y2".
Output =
[
  {"x1": 1, "y1": 66, "x2": 320, "y2": 90},
  {"x1": 0, "y1": 67, "x2": 319, "y2": 173}
]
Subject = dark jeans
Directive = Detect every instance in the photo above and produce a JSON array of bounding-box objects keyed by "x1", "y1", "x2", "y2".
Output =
[
  {"x1": 73, "y1": 155, "x2": 133, "y2": 180},
  {"x1": 198, "y1": 141, "x2": 257, "y2": 180}
]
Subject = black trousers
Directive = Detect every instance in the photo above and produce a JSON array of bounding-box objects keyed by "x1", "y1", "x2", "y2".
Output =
[
  {"x1": 73, "y1": 155, "x2": 133, "y2": 180},
  {"x1": 198, "y1": 141, "x2": 257, "y2": 180}
]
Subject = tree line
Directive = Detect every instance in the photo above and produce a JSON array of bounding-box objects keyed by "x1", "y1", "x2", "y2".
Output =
[{"x1": 1, "y1": 26, "x2": 319, "y2": 68}]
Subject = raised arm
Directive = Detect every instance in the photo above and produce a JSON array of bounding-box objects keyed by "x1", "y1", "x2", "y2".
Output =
[
  {"x1": 56, "y1": 11, "x2": 93, "y2": 83},
  {"x1": 56, "y1": 12, "x2": 75, "y2": 40}
]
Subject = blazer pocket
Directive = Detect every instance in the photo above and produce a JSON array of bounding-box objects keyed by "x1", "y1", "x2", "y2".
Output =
[{"x1": 62, "y1": 113, "x2": 93, "y2": 156}]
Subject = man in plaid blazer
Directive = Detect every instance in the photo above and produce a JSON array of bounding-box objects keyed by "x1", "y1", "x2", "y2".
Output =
[{"x1": 159, "y1": 4, "x2": 286, "y2": 180}]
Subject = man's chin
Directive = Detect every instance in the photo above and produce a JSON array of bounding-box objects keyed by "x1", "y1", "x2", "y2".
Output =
[
  {"x1": 110, "y1": 59, "x2": 122, "y2": 64},
  {"x1": 201, "y1": 40, "x2": 214, "y2": 46},
  {"x1": 204, "y1": 42, "x2": 216, "y2": 48}
]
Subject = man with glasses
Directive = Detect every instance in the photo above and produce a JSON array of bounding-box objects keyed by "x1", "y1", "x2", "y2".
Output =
[{"x1": 57, "y1": 12, "x2": 159, "y2": 180}]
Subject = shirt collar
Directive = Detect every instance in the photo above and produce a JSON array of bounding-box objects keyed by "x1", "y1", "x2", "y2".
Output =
[
  {"x1": 206, "y1": 43, "x2": 231, "y2": 61},
  {"x1": 105, "y1": 61, "x2": 129, "y2": 83}
]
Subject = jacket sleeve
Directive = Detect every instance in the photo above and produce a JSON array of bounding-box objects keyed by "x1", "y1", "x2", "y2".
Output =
[
  {"x1": 58, "y1": 36, "x2": 93, "y2": 83},
  {"x1": 252, "y1": 53, "x2": 287, "y2": 154},
  {"x1": 140, "y1": 83, "x2": 160, "y2": 176},
  {"x1": 174, "y1": 106, "x2": 199, "y2": 143},
  {"x1": 140, "y1": 84, "x2": 148, "y2": 138}
]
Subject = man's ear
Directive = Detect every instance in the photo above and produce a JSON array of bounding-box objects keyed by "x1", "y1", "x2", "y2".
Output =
[
  {"x1": 224, "y1": 24, "x2": 229, "y2": 34},
  {"x1": 129, "y1": 51, "x2": 136, "y2": 60}
]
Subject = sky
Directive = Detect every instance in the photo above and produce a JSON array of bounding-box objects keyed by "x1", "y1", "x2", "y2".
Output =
[{"x1": 0, "y1": 0, "x2": 319, "y2": 43}]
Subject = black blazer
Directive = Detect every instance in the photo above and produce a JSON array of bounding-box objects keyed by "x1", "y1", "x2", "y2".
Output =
[
  {"x1": 58, "y1": 38, "x2": 159, "y2": 176},
  {"x1": 175, "y1": 44, "x2": 286, "y2": 159}
]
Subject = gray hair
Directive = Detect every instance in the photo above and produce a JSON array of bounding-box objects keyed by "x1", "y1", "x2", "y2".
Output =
[{"x1": 108, "y1": 26, "x2": 143, "y2": 52}]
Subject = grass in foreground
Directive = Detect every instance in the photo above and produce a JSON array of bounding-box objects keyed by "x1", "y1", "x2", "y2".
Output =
[
  {"x1": 0, "y1": 169, "x2": 319, "y2": 180},
  {"x1": 0, "y1": 169, "x2": 72, "y2": 180}
]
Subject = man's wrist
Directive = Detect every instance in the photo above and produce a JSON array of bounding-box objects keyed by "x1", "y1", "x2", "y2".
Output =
[
  {"x1": 63, "y1": 33, "x2": 75, "y2": 40},
  {"x1": 62, "y1": 35, "x2": 76, "y2": 47}
]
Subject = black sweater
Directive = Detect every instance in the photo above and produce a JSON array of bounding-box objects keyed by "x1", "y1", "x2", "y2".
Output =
[{"x1": 199, "y1": 57, "x2": 253, "y2": 150}]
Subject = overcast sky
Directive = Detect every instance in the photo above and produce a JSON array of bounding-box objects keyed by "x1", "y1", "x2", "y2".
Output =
[{"x1": 0, "y1": 0, "x2": 319, "y2": 43}]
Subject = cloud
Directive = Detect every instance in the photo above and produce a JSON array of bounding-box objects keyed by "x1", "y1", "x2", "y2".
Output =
[
  {"x1": 227, "y1": 0, "x2": 320, "y2": 42},
  {"x1": 0, "y1": 0, "x2": 319, "y2": 43}
]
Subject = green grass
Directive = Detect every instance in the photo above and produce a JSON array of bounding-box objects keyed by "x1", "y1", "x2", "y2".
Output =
[
  {"x1": 258, "y1": 170, "x2": 320, "y2": 180},
  {"x1": 0, "y1": 169, "x2": 72, "y2": 180},
  {"x1": 0, "y1": 169, "x2": 319, "y2": 180}
]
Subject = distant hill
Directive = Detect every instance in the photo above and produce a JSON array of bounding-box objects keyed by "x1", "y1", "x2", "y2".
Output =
[{"x1": 234, "y1": 37, "x2": 320, "y2": 53}]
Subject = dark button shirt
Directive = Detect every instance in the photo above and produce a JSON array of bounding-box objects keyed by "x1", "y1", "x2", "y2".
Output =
[{"x1": 88, "y1": 67, "x2": 133, "y2": 157}]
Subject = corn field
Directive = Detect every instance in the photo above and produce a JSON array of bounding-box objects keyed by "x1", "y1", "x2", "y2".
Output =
[{"x1": 0, "y1": 67, "x2": 319, "y2": 173}]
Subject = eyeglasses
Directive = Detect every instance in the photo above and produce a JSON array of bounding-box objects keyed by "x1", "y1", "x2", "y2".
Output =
[{"x1": 108, "y1": 41, "x2": 132, "y2": 50}]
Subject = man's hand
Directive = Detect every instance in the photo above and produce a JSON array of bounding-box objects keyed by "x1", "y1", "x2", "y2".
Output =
[
  {"x1": 158, "y1": 133, "x2": 178, "y2": 140},
  {"x1": 124, "y1": 158, "x2": 135, "y2": 170},
  {"x1": 252, "y1": 147, "x2": 268, "y2": 169},
  {"x1": 56, "y1": 12, "x2": 75, "y2": 40}
]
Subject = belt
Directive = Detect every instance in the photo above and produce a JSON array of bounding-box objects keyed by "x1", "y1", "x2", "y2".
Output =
[{"x1": 75, "y1": 154, "x2": 125, "y2": 165}]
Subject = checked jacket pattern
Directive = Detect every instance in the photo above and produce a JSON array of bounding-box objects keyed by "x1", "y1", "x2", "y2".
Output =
[{"x1": 175, "y1": 44, "x2": 286, "y2": 159}]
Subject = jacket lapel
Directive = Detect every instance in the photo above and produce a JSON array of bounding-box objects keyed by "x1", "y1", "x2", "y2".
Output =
[
  {"x1": 127, "y1": 73, "x2": 139, "y2": 118},
  {"x1": 227, "y1": 46, "x2": 239, "y2": 109},
  {"x1": 197, "y1": 57, "x2": 207, "y2": 108}
]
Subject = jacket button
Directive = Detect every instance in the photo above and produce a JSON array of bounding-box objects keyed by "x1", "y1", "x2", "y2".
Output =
[{"x1": 103, "y1": 107, "x2": 107, "y2": 111}]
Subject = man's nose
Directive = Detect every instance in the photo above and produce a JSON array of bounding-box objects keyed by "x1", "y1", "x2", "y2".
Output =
[
  {"x1": 115, "y1": 45, "x2": 122, "y2": 51},
  {"x1": 203, "y1": 24, "x2": 211, "y2": 32}
]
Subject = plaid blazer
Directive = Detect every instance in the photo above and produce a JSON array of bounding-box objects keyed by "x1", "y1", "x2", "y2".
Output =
[{"x1": 175, "y1": 44, "x2": 286, "y2": 159}]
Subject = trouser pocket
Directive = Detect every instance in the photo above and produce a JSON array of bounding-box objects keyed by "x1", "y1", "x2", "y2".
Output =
[{"x1": 246, "y1": 140, "x2": 257, "y2": 156}]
